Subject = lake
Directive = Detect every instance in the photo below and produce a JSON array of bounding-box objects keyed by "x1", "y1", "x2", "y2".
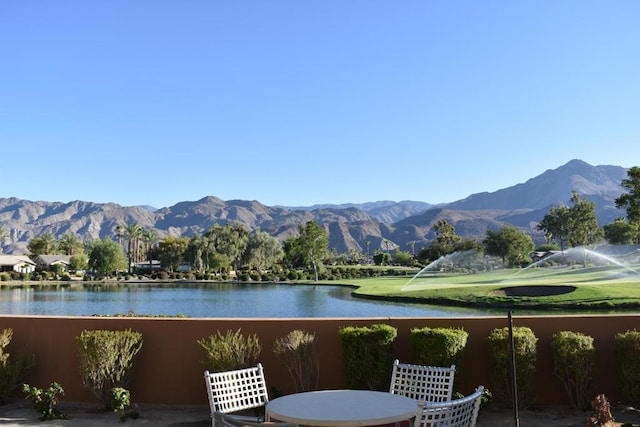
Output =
[{"x1": 0, "y1": 282, "x2": 493, "y2": 318}]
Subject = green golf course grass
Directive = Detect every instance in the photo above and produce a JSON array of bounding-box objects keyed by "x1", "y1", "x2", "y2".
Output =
[{"x1": 334, "y1": 264, "x2": 640, "y2": 311}]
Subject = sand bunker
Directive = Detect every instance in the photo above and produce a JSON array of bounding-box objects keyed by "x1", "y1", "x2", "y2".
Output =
[{"x1": 499, "y1": 285, "x2": 576, "y2": 297}]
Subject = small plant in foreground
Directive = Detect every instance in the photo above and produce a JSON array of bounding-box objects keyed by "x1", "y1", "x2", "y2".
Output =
[
  {"x1": 110, "y1": 387, "x2": 140, "y2": 422},
  {"x1": 586, "y1": 394, "x2": 615, "y2": 427},
  {"x1": 110, "y1": 387, "x2": 130, "y2": 411},
  {"x1": 338, "y1": 323, "x2": 397, "y2": 391},
  {"x1": 198, "y1": 328, "x2": 261, "y2": 371},
  {"x1": 614, "y1": 329, "x2": 640, "y2": 403},
  {"x1": 487, "y1": 326, "x2": 537, "y2": 409},
  {"x1": 273, "y1": 329, "x2": 320, "y2": 392},
  {"x1": 22, "y1": 382, "x2": 69, "y2": 421},
  {"x1": 0, "y1": 328, "x2": 34, "y2": 403},
  {"x1": 76, "y1": 329, "x2": 143, "y2": 409},
  {"x1": 551, "y1": 330, "x2": 594, "y2": 410}
]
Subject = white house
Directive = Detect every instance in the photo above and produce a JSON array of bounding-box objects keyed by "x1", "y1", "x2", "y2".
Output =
[{"x1": 0, "y1": 255, "x2": 36, "y2": 274}]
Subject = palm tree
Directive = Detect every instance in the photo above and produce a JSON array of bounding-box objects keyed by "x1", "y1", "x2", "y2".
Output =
[
  {"x1": 409, "y1": 241, "x2": 416, "y2": 256},
  {"x1": 366, "y1": 240, "x2": 371, "y2": 265},
  {"x1": 123, "y1": 223, "x2": 143, "y2": 274},
  {"x1": 114, "y1": 225, "x2": 125, "y2": 251},
  {"x1": 141, "y1": 229, "x2": 160, "y2": 272},
  {"x1": 40, "y1": 232, "x2": 58, "y2": 255},
  {"x1": 59, "y1": 233, "x2": 83, "y2": 255}
]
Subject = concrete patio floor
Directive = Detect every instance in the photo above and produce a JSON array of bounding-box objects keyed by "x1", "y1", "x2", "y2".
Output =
[
  {"x1": 3, "y1": 399, "x2": 640, "y2": 427},
  {"x1": 0, "y1": 399, "x2": 211, "y2": 426}
]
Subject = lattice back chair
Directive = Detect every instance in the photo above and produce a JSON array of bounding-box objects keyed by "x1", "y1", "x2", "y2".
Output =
[
  {"x1": 389, "y1": 359, "x2": 456, "y2": 403},
  {"x1": 204, "y1": 364, "x2": 270, "y2": 427},
  {"x1": 414, "y1": 386, "x2": 484, "y2": 427},
  {"x1": 214, "y1": 412, "x2": 298, "y2": 427}
]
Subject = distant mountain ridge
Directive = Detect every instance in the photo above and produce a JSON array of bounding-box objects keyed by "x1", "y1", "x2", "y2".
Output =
[
  {"x1": 283, "y1": 200, "x2": 437, "y2": 224},
  {"x1": 0, "y1": 159, "x2": 629, "y2": 255}
]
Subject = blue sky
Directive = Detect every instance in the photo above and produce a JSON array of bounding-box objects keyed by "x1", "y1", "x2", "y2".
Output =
[{"x1": 1, "y1": 1, "x2": 638, "y2": 208}]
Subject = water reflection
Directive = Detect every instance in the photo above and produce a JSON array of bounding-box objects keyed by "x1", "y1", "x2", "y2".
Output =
[{"x1": 0, "y1": 283, "x2": 481, "y2": 318}]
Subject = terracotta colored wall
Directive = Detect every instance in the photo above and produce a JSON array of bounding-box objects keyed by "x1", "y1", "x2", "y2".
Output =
[{"x1": 2, "y1": 314, "x2": 638, "y2": 407}]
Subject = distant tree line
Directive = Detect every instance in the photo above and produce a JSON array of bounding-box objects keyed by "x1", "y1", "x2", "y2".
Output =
[{"x1": 2, "y1": 167, "x2": 640, "y2": 279}]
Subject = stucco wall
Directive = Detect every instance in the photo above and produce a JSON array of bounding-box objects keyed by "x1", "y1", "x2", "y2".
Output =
[{"x1": 1, "y1": 314, "x2": 638, "y2": 407}]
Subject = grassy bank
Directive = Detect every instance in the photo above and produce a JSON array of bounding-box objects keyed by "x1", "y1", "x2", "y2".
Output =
[{"x1": 331, "y1": 265, "x2": 640, "y2": 311}]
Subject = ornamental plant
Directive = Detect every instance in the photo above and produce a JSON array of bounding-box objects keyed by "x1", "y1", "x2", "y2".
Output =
[
  {"x1": 198, "y1": 328, "x2": 261, "y2": 372},
  {"x1": 487, "y1": 326, "x2": 537, "y2": 408},
  {"x1": 110, "y1": 387, "x2": 130, "y2": 411},
  {"x1": 0, "y1": 328, "x2": 34, "y2": 403},
  {"x1": 110, "y1": 386, "x2": 140, "y2": 421},
  {"x1": 273, "y1": 329, "x2": 320, "y2": 392},
  {"x1": 338, "y1": 324, "x2": 397, "y2": 391},
  {"x1": 551, "y1": 330, "x2": 594, "y2": 410},
  {"x1": 22, "y1": 382, "x2": 68, "y2": 421},
  {"x1": 411, "y1": 326, "x2": 468, "y2": 369},
  {"x1": 614, "y1": 329, "x2": 640, "y2": 403},
  {"x1": 76, "y1": 329, "x2": 143, "y2": 409}
]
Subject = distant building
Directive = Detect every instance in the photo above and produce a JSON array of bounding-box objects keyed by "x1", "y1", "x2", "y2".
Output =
[
  {"x1": 135, "y1": 260, "x2": 162, "y2": 271},
  {"x1": 0, "y1": 255, "x2": 36, "y2": 273},
  {"x1": 529, "y1": 250, "x2": 562, "y2": 263},
  {"x1": 35, "y1": 255, "x2": 71, "y2": 271}
]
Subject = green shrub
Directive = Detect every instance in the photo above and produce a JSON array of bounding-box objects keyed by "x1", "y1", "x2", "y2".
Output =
[
  {"x1": 338, "y1": 324, "x2": 397, "y2": 391},
  {"x1": 110, "y1": 387, "x2": 130, "y2": 411},
  {"x1": 0, "y1": 272, "x2": 10, "y2": 281},
  {"x1": 197, "y1": 328, "x2": 261, "y2": 372},
  {"x1": 551, "y1": 330, "x2": 594, "y2": 410},
  {"x1": 0, "y1": 328, "x2": 34, "y2": 403},
  {"x1": 487, "y1": 326, "x2": 537, "y2": 408},
  {"x1": 410, "y1": 326, "x2": 468, "y2": 369},
  {"x1": 273, "y1": 329, "x2": 319, "y2": 392},
  {"x1": 614, "y1": 329, "x2": 640, "y2": 403},
  {"x1": 76, "y1": 329, "x2": 143, "y2": 409},
  {"x1": 22, "y1": 382, "x2": 68, "y2": 421}
]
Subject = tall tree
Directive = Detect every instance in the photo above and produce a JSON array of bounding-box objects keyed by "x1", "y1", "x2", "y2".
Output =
[
  {"x1": 243, "y1": 230, "x2": 283, "y2": 275},
  {"x1": 59, "y1": 233, "x2": 83, "y2": 255},
  {"x1": 28, "y1": 232, "x2": 59, "y2": 255},
  {"x1": 185, "y1": 236, "x2": 204, "y2": 273},
  {"x1": 434, "y1": 219, "x2": 462, "y2": 250},
  {"x1": 114, "y1": 224, "x2": 125, "y2": 252},
  {"x1": 87, "y1": 237, "x2": 127, "y2": 276},
  {"x1": 567, "y1": 192, "x2": 603, "y2": 247},
  {"x1": 69, "y1": 252, "x2": 89, "y2": 272},
  {"x1": 123, "y1": 223, "x2": 143, "y2": 273},
  {"x1": 538, "y1": 191, "x2": 602, "y2": 250},
  {"x1": 537, "y1": 205, "x2": 572, "y2": 251},
  {"x1": 141, "y1": 229, "x2": 160, "y2": 271},
  {"x1": 615, "y1": 166, "x2": 640, "y2": 242},
  {"x1": 419, "y1": 220, "x2": 462, "y2": 262},
  {"x1": 157, "y1": 237, "x2": 189, "y2": 273},
  {"x1": 484, "y1": 225, "x2": 535, "y2": 267},
  {"x1": 288, "y1": 220, "x2": 329, "y2": 282},
  {"x1": 222, "y1": 224, "x2": 249, "y2": 276},
  {"x1": 604, "y1": 217, "x2": 637, "y2": 244},
  {"x1": 202, "y1": 224, "x2": 249, "y2": 276}
]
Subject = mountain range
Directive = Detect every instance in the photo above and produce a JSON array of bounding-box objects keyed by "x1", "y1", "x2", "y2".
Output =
[{"x1": 0, "y1": 159, "x2": 629, "y2": 255}]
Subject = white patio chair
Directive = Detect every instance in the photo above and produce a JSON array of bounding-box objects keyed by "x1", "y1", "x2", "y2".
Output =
[
  {"x1": 204, "y1": 364, "x2": 270, "y2": 427},
  {"x1": 414, "y1": 385, "x2": 484, "y2": 427},
  {"x1": 389, "y1": 359, "x2": 456, "y2": 403},
  {"x1": 214, "y1": 412, "x2": 298, "y2": 427}
]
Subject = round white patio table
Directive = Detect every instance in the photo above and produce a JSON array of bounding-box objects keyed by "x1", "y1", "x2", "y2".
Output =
[{"x1": 266, "y1": 389, "x2": 417, "y2": 427}]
